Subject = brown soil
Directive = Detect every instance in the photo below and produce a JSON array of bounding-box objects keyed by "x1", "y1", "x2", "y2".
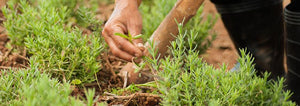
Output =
[
  {"x1": 0, "y1": 35, "x2": 29, "y2": 69},
  {"x1": 201, "y1": 0, "x2": 291, "y2": 70},
  {"x1": 201, "y1": 1, "x2": 238, "y2": 70},
  {"x1": 0, "y1": 12, "x2": 29, "y2": 70}
]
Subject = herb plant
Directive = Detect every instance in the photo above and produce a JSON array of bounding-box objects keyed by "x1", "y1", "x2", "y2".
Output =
[
  {"x1": 3, "y1": 0, "x2": 104, "y2": 83},
  {"x1": 0, "y1": 65, "x2": 84, "y2": 105},
  {"x1": 144, "y1": 24, "x2": 295, "y2": 105}
]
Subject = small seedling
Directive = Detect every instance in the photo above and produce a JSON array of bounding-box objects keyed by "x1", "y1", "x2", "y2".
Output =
[
  {"x1": 114, "y1": 32, "x2": 143, "y2": 43},
  {"x1": 71, "y1": 79, "x2": 82, "y2": 85}
]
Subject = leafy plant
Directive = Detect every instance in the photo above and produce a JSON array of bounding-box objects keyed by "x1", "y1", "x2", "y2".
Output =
[
  {"x1": 144, "y1": 24, "x2": 295, "y2": 105},
  {"x1": 3, "y1": 0, "x2": 104, "y2": 83},
  {"x1": 85, "y1": 88, "x2": 97, "y2": 106},
  {"x1": 0, "y1": 66, "x2": 84, "y2": 105}
]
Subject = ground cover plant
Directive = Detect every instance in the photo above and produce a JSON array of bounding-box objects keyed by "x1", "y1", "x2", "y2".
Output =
[
  {"x1": 3, "y1": 0, "x2": 103, "y2": 83},
  {"x1": 0, "y1": 0, "x2": 296, "y2": 105},
  {"x1": 0, "y1": 62, "x2": 107, "y2": 106},
  {"x1": 145, "y1": 25, "x2": 295, "y2": 105}
]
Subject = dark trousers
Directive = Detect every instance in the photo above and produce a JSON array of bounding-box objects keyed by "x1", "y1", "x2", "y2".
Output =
[{"x1": 211, "y1": 0, "x2": 299, "y2": 7}]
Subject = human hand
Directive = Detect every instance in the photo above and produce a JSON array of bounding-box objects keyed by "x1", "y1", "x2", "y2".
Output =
[{"x1": 102, "y1": 0, "x2": 144, "y2": 61}]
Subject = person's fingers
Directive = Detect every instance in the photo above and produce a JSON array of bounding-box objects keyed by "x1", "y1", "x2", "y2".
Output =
[
  {"x1": 102, "y1": 32, "x2": 134, "y2": 61},
  {"x1": 109, "y1": 28, "x2": 143, "y2": 57}
]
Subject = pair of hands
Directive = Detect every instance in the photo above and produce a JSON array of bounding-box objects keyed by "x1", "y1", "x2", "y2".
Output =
[{"x1": 102, "y1": 0, "x2": 144, "y2": 61}]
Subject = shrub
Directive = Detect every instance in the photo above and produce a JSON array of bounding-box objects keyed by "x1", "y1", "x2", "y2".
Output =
[
  {"x1": 145, "y1": 24, "x2": 295, "y2": 105},
  {"x1": 3, "y1": 0, "x2": 104, "y2": 83}
]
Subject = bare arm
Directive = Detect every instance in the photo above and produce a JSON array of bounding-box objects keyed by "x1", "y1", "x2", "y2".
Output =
[
  {"x1": 120, "y1": 0, "x2": 205, "y2": 84},
  {"x1": 146, "y1": 0, "x2": 204, "y2": 57}
]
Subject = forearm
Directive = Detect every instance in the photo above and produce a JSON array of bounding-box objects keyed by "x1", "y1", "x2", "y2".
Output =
[
  {"x1": 137, "y1": 0, "x2": 141, "y2": 6},
  {"x1": 147, "y1": 0, "x2": 204, "y2": 56},
  {"x1": 115, "y1": 0, "x2": 142, "y2": 7}
]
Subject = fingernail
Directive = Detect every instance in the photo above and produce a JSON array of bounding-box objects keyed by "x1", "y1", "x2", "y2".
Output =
[
  {"x1": 137, "y1": 43, "x2": 144, "y2": 47},
  {"x1": 137, "y1": 43, "x2": 145, "y2": 51},
  {"x1": 135, "y1": 53, "x2": 140, "y2": 57}
]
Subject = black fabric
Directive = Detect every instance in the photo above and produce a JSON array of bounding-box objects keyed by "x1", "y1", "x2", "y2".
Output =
[
  {"x1": 219, "y1": 3, "x2": 285, "y2": 79},
  {"x1": 212, "y1": 0, "x2": 282, "y2": 14},
  {"x1": 288, "y1": 0, "x2": 300, "y2": 12},
  {"x1": 211, "y1": 0, "x2": 281, "y2": 5},
  {"x1": 210, "y1": 0, "x2": 244, "y2": 4},
  {"x1": 284, "y1": 2, "x2": 300, "y2": 104}
]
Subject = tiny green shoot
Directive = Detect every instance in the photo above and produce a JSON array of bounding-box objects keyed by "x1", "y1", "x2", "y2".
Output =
[{"x1": 114, "y1": 32, "x2": 143, "y2": 43}]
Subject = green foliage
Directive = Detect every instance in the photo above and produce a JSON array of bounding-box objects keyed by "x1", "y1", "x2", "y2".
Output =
[
  {"x1": 3, "y1": 0, "x2": 103, "y2": 83},
  {"x1": 110, "y1": 84, "x2": 142, "y2": 95},
  {"x1": 2, "y1": 0, "x2": 292, "y2": 105},
  {"x1": 114, "y1": 32, "x2": 142, "y2": 43},
  {"x1": 0, "y1": 67, "x2": 41, "y2": 105},
  {"x1": 0, "y1": 66, "x2": 85, "y2": 106},
  {"x1": 20, "y1": 72, "x2": 84, "y2": 106},
  {"x1": 140, "y1": 0, "x2": 216, "y2": 53},
  {"x1": 140, "y1": 0, "x2": 175, "y2": 38},
  {"x1": 85, "y1": 88, "x2": 97, "y2": 106},
  {"x1": 145, "y1": 25, "x2": 295, "y2": 105}
]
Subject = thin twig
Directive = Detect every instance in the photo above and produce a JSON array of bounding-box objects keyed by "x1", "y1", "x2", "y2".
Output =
[
  {"x1": 104, "y1": 92, "x2": 117, "y2": 96},
  {"x1": 104, "y1": 53, "x2": 117, "y2": 79},
  {"x1": 19, "y1": 64, "x2": 27, "y2": 68},
  {"x1": 0, "y1": 66, "x2": 11, "y2": 69},
  {"x1": 98, "y1": 93, "x2": 160, "y2": 102},
  {"x1": 22, "y1": 47, "x2": 26, "y2": 57},
  {"x1": 16, "y1": 54, "x2": 29, "y2": 61},
  {"x1": 2, "y1": 47, "x2": 13, "y2": 61},
  {"x1": 94, "y1": 72, "x2": 102, "y2": 91},
  {"x1": 123, "y1": 71, "x2": 128, "y2": 88},
  {"x1": 149, "y1": 66, "x2": 160, "y2": 89},
  {"x1": 0, "y1": 66, "x2": 27, "y2": 70},
  {"x1": 124, "y1": 93, "x2": 136, "y2": 106}
]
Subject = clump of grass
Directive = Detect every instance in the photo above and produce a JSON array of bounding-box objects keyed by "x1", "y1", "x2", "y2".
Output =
[
  {"x1": 3, "y1": 0, "x2": 104, "y2": 83},
  {"x1": 145, "y1": 24, "x2": 295, "y2": 105}
]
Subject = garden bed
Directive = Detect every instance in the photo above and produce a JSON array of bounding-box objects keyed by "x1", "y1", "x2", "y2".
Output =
[{"x1": 0, "y1": 0, "x2": 296, "y2": 106}]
